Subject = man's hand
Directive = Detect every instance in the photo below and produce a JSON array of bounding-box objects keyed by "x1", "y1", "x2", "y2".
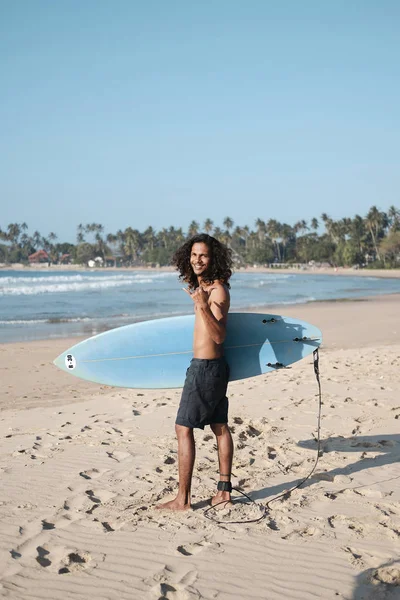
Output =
[{"x1": 183, "y1": 286, "x2": 209, "y2": 308}]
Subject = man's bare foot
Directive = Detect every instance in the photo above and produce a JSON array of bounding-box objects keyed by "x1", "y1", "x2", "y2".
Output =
[
  {"x1": 155, "y1": 497, "x2": 190, "y2": 511},
  {"x1": 210, "y1": 492, "x2": 232, "y2": 510}
]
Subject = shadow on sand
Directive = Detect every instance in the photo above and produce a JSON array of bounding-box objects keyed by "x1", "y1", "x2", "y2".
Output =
[
  {"x1": 250, "y1": 434, "x2": 400, "y2": 502},
  {"x1": 351, "y1": 559, "x2": 400, "y2": 599}
]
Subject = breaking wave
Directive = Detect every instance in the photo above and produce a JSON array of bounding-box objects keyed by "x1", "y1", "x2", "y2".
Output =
[{"x1": 0, "y1": 271, "x2": 177, "y2": 296}]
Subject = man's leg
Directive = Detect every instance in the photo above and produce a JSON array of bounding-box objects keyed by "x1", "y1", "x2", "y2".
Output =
[
  {"x1": 210, "y1": 422, "x2": 233, "y2": 507},
  {"x1": 156, "y1": 424, "x2": 195, "y2": 510}
]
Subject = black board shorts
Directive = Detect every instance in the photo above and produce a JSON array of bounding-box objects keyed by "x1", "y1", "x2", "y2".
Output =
[{"x1": 176, "y1": 357, "x2": 230, "y2": 430}]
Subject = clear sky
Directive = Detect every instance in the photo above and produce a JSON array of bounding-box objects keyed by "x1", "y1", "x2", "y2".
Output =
[{"x1": 1, "y1": 0, "x2": 399, "y2": 242}]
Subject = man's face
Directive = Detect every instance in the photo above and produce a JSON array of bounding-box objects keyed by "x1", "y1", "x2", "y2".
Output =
[{"x1": 190, "y1": 242, "x2": 211, "y2": 277}]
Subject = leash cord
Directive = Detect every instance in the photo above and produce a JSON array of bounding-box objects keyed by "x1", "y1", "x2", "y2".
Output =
[{"x1": 204, "y1": 349, "x2": 322, "y2": 525}]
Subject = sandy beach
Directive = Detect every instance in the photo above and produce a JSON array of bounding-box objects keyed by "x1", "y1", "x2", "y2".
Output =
[{"x1": 1, "y1": 294, "x2": 399, "y2": 599}]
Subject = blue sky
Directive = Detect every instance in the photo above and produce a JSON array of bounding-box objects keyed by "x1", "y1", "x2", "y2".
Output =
[{"x1": 1, "y1": 0, "x2": 399, "y2": 242}]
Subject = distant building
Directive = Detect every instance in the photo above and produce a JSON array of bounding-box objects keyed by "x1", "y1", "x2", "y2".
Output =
[
  {"x1": 60, "y1": 253, "x2": 72, "y2": 264},
  {"x1": 105, "y1": 255, "x2": 123, "y2": 267},
  {"x1": 29, "y1": 249, "x2": 49, "y2": 263}
]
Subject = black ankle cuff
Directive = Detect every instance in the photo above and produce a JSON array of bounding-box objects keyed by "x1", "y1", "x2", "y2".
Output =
[{"x1": 217, "y1": 481, "x2": 232, "y2": 492}]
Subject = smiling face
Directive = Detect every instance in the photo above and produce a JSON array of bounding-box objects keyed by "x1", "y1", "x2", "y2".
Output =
[{"x1": 190, "y1": 242, "x2": 211, "y2": 279}]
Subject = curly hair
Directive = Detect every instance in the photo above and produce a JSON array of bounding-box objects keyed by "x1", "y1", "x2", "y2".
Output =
[{"x1": 172, "y1": 233, "x2": 233, "y2": 290}]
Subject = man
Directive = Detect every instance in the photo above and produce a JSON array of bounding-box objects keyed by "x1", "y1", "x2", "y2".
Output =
[{"x1": 156, "y1": 233, "x2": 234, "y2": 511}]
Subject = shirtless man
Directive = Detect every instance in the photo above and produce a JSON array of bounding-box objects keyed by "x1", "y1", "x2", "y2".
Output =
[{"x1": 156, "y1": 233, "x2": 234, "y2": 511}]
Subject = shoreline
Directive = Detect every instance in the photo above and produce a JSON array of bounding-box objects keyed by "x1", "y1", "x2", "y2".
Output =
[{"x1": 1, "y1": 263, "x2": 400, "y2": 279}]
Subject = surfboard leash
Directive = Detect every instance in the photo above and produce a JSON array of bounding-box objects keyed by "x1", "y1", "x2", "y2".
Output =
[{"x1": 204, "y1": 348, "x2": 323, "y2": 525}]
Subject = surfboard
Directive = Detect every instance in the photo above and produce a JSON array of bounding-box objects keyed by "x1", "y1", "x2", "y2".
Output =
[{"x1": 53, "y1": 313, "x2": 322, "y2": 389}]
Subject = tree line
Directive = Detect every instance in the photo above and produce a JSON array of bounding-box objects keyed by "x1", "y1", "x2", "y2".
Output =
[{"x1": 1, "y1": 205, "x2": 400, "y2": 268}]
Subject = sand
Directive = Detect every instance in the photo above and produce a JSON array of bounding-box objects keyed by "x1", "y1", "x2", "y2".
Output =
[{"x1": 0, "y1": 295, "x2": 399, "y2": 599}]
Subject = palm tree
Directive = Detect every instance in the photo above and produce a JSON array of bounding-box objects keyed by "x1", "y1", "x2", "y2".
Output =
[
  {"x1": 232, "y1": 226, "x2": 244, "y2": 245},
  {"x1": 221, "y1": 230, "x2": 232, "y2": 247},
  {"x1": 349, "y1": 215, "x2": 366, "y2": 256},
  {"x1": 77, "y1": 223, "x2": 85, "y2": 244},
  {"x1": 213, "y1": 227, "x2": 222, "y2": 240},
  {"x1": 320, "y1": 214, "x2": 339, "y2": 244},
  {"x1": 329, "y1": 221, "x2": 345, "y2": 245},
  {"x1": 240, "y1": 225, "x2": 250, "y2": 250},
  {"x1": 33, "y1": 230, "x2": 42, "y2": 249},
  {"x1": 45, "y1": 232, "x2": 58, "y2": 262},
  {"x1": 94, "y1": 232, "x2": 108, "y2": 259},
  {"x1": 280, "y1": 223, "x2": 294, "y2": 261},
  {"x1": 255, "y1": 219, "x2": 266, "y2": 244},
  {"x1": 106, "y1": 233, "x2": 118, "y2": 246},
  {"x1": 143, "y1": 226, "x2": 155, "y2": 250},
  {"x1": 340, "y1": 218, "x2": 352, "y2": 240},
  {"x1": 159, "y1": 228, "x2": 170, "y2": 250},
  {"x1": 379, "y1": 230, "x2": 400, "y2": 264},
  {"x1": 320, "y1": 213, "x2": 330, "y2": 224},
  {"x1": 266, "y1": 219, "x2": 282, "y2": 261},
  {"x1": 203, "y1": 218, "x2": 214, "y2": 234},
  {"x1": 106, "y1": 233, "x2": 119, "y2": 263},
  {"x1": 124, "y1": 228, "x2": 141, "y2": 263},
  {"x1": 6, "y1": 223, "x2": 21, "y2": 245},
  {"x1": 294, "y1": 220, "x2": 308, "y2": 236},
  {"x1": 223, "y1": 217, "x2": 234, "y2": 234},
  {"x1": 116, "y1": 228, "x2": 125, "y2": 248},
  {"x1": 387, "y1": 205, "x2": 400, "y2": 232},
  {"x1": 311, "y1": 218, "x2": 319, "y2": 231},
  {"x1": 170, "y1": 226, "x2": 185, "y2": 248},
  {"x1": 365, "y1": 206, "x2": 385, "y2": 260},
  {"x1": 320, "y1": 213, "x2": 332, "y2": 236},
  {"x1": 187, "y1": 221, "x2": 199, "y2": 238},
  {"x1": 41, "y1": 236, "x2": 51, "y2": 253}
]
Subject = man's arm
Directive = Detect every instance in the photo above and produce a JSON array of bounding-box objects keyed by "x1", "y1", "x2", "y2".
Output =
[{"x1": 195, "y1": 285, "x2": 230, "y2": 345}]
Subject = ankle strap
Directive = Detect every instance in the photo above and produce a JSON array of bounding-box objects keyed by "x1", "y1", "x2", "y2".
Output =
[{"x1": 217, "y1": 481, "x2": 232, "y2": 492}]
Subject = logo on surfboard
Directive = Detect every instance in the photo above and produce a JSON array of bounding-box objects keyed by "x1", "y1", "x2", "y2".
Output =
[{"x1": 65, "y1": 354, "x2": 76, "y2": 370}]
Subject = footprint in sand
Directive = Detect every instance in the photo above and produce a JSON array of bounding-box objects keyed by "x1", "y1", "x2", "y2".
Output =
[
  {"x1": 370, "y1": 564, "x2": 400, "y2": 586},
  {"x1": 146, "y1": 566, "x2": 200, "y2": 599},
  {"x1": 176, "y1": 539, "x2": 222, "y2": 556},
  {"x1": 58, "y1": 550, "x2": 94, "y2": 575},
  {"x1": 11, "y1": 508, "x2": 87, "y2": 568},
  {"x1": 327, "y1": 514, "x2": 366, "y2": 535},
  {"x1": 79, "y1": 468, "x2": 108, "y2": 480},
  {"x1": 353, "y1": 488, "x2": 383, "y2": 500},
  {"x1": 342, "y1": 546, "x2": 366, "y2": 569},
  {"x1": 282, "y1": 526, "x2": 323, "y2": 541},
  {"x1": 36, "y1": 545, "x2": 51, "y2": 567},
  {"x1": 88, "y1": 413, "x2": 108, "y2": 419},
  {"x1": 377, "y1": 521, "x2": 400, "y2": 541},
  {"x1": 85, "y1": 488, "x2": 116, "y2": 505},
  {"x1": 106, "y1": 450, "x2": 131, "y2": 462}
]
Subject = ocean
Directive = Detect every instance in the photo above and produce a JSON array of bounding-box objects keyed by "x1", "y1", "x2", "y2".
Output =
[{"x1": 1, "y1": 269, "x2": 400, "y2": 343}]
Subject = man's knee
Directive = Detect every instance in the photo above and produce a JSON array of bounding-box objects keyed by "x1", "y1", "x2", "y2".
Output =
[
  {"x1": 175, "y1": 423, "x2": 194, "y2": 438},
  {"x1": 210, "y1": 422, "x2": 230, "y2": 436}
]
